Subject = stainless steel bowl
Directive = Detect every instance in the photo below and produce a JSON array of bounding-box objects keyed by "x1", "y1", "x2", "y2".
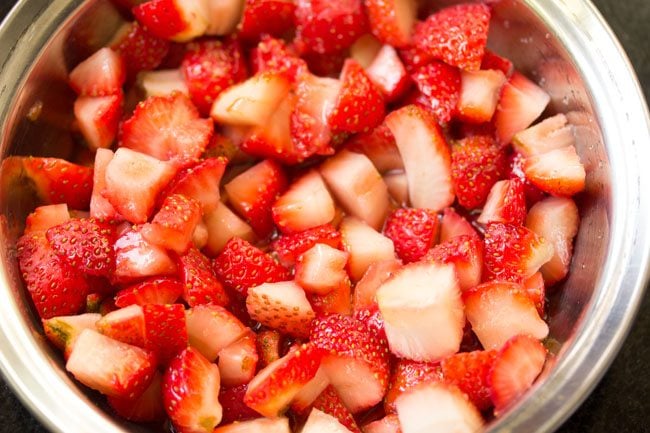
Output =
[{"x1": 0, "y1": 0, "x2": 649, "y2": 432}]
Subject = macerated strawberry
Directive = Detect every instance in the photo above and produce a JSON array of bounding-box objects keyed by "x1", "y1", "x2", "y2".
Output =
[
  {"x1": 366, "y1": 44, "x2": 411, "y2": 103},
  {"x1": 513, "y1": 113, "x2": 576, "y2": 157},
  {"x1": 162, "y1": 157, "x2": 227, "y2": 214},
  {"x1": 246, "y1": 281, "x2": 315, "y2": 338},
  {"x1": 119, "y1": 93, "x2": 213, "y2": 166},
  {"x1": 89, "y1": 149, "x2": 120, "y2": 221},
  {"x1": 204, "y1": 0, "x2": 245, "y2": 36},
  {"x1": 113, "y1": 227, "x2": 177, "y2": 282},
  {"x1": 439, "y1": 207, "x2": 480, "y2": 243},
  {"x1": 133, "y1": 0, "x2": 209, "y2": 42},
  {"x1": 294, "y1": 0, "x2": 368, "y2": 54},
  {"x1": 74, "y1": 93, "x2": 123, "y2": 150},
  {"x1": 451, "y1": 135, "x2": 509, "y2": 210},
  {"x1": 224, "y1": 159, "x2": 287, "y2": 237},
  {"x1": 295, "y1": 243, "x2": 349, "y2": 295},
  {"x1": 456, "y1": 69, "x2": 507, "y2": 123},
  {"x1": 143, "y1": 303, "x2": 187, "y2": 366},
  {"x1": 25, "y1": 204, "x2": 70, "y2": 234},
  {"x1": 426, "y1": 234, "x2": 483, "y2": 292},
  {"x1": 176, "y1": 246, "x2": 230, "y2": 306},
  {"x1": 440, "y1": 349, "x2": 497, "y2": 411},
  {"x1": 219, "y1": 384, "x2": 261, "y2": 424},
  {"x1": 345, "y1": 123, "x2": 403, "y2": 174},
  {"x1": 340, "y1": 216, "x2": 396, "y2": 281},
  {"x1": 138, "y1": 68, "x2": 189, "y2": 98},
  {"x1": 272, "y1": 224, "x2": 342, "y2": 267},
  {"x1": 365, "y1": 0, "x2": 416, "y2": 48},
  {"x1": 477, "y1": 178, "x2": 527, "y2": 226},
  {"x1": 163, "y1": 347, "x2": 223, "y2": 432},
  {"x1": 141, "y1": 194, "x2": 201, "y2": 253},
  {"x1": 398, "y1": 40, "x2": 434, "y2": 73},
  {"x1": 363, "y1": 414, "x2": 402, "y2": 433},
  {"x1": 310, "y1": 386, "x2": 361, "y2": 432},
  {"x1": 411, "y1": 61, "x2": 460, "y2": 123},
  {"x1": 110, "y1": 21, "x2": 170, "y2": 79},
  {"x1": 66, "y1": 329, "x2": 156, "y2": 399},
  {"x1": 384, "y1": 208, "x2": 439, "y2": 263},
  {"x1": 215, "y1": 417, "x2": 292, "y2": 432},
  {"x1": 353, "y1": 258, "x2": 401, "y2": 312},
  {"x1": 489, "y1": 334, "x2": 547, "y2": 414},
  {"x1": 384, "y1": 359, "x2": 442, "y2": 414},
  {"x1": 256, "y1": 330, "x2": 283, "y2": 368},
  {"x1": 186, "y1": 304, "x2": 249, "y2": 361},
  {"x1": 244, "y1": 343, "x2": 325, "y2": 417},
  {"x1": 218, "y1": 331, "x2": 259, "y2": 387},
  {"x1": 239, "y1": 0, "x2": 296, "y2": 41},
  {"x1": 43, "y1": 313, "x2": 101, "y2": 359},
  {"x1": 302, "y1": 408, "x2": 355, "y2": 433},
  {"x1": 412, "y1": 3, "x2": 490, "y2": 71},
  {"x1": 69, "y1": 47, "x2": 126, "y2": 97},
  {"x1": 481, "y1": 49, "x2": 514, "y2": 77},
  {"x1": 308, "y1": 279, "x2": 353, "y2": 316},
  {"x1": 311, "y1": 314, "x2": 390, "y2": 413},
  {"x1": 329, "y1": 59, "x2": 386, "y2": 134},
  {"x1": 204, "y1": 205, "x2": 255, "y2": 258},
  {"x1": 251, "y1": 36, "x2": 307, "y2": 82},
  {"x1": 383, "y1": 171, "x2": 409, "y2": 205},
  {"x1": 508, "y1": 152, "x2": 547, "y2": 207},
  {"x1": 96, "y1": 304, "x2": 146, "y2": 348},
  {"x1": 523, "y1": 272, "x2": 546, "y2": 316},
  {"x1": 108, "y1": 372, "x2": 165, "y2": 422},
  {"x1": 291, "y1": 365, "x2": 330, "y2": 414},
  {"x1": 523, "y1": 146, "x2": 586, "y2": 197},
  {"x1": 301, "y1": 48, "x2": 349, "y2": 78}
]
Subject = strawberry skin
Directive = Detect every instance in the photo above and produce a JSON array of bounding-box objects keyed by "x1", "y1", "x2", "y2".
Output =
[
  {"x1": 177, "y1": 247, "x2": 230, "y2": 307},
  {"x1": 143, "y1": 303, "x2": 188, "y2": 366},
  {"x1": 219, "y1": 384, "x2": 260, "y2": 424},
  {"x1": 252, "y1": 36, "x2": 307, "y2": 83},
  {"x1": 365, "y1": 0, "x2": 417, "y2": 48},
  {"x1": 96, "y1": 305, "x2": 146, "y2": 348},
  {"x1": 384, "y1": 359, "x2": 442, "y2": 414},
  {"x1": 110, "y1": 21, "x2": 170, "y2": 79},
  {"x1": 107, "y1": 372, "x2": 165, "y2": 422},
  {"x1": 69, "y1": 47, "x2": 126, "y2": 97},
  {"x1": 477, "y1": 178, "x2": 527, "y2": 226},
  {"x1": 426, "y1": 234, "x2": 483, "y2": 291},
  {"x1": 115, "y1": 277, "x2": 183, "y2": 308},
  {"x1": 239, "y1": 0, "x2": 296, "y2": 41},
  {"x1": 161, "y1": 157, "x2": 227, "y2": 214},
  {"x1": 141, "y1": 193, "x2": 202, "y2": 254},
  {"x1": 74, "y1": 93, "x2": 123, "y2": 151},
  {"x1": 383, "y1": 208, "x2": 439, "y2": 263},
  {"x1": 411, "y1": 61, "x2": 461, "y2": 123},
  {"x1": 440, "y1": 349, "x2": 497, "y2": 411},
  {"x1": 272, "y1": 224, "x2": 341, "y2": 267}
]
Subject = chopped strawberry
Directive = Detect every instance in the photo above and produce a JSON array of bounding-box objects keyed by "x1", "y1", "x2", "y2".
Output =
[
  {"x1": 163, "y1": 347, "x2": 223, "y2": 432},
  {"x1": 143, "y1": 303, "x2": 187, "y2": 365},
  {"x1": 224, "y1": 159, "x2": 287, "y2": 237},
  {"x1": 244, "y1": 343, "x2": 325, "y2": 417},
  {"x1": 219, "y1": 384, "x2": 261, "y2": 424},
  {"x1": 412, "y1": 3, "x2": 490, "y2": 71},
  {"x1": 328, "y1": 59, "x2": 385, "y2": 134},
  {"x1": 141, "y1": 193, "x2": 201, "y2": 253},
  {"x1": 42, "y1": 313, "x2": 101, "y2": 359},
  {"x1": 66, "y1": 329, "x2": 156, "y2": 399},
  {"x1": 366, "y1": 44, "x2": 412, "y2": 102},
  {"x1": 133, "y1": 0, "x2": 209, "y2": 42},
  {"x1": 204, "y1": 202, "x2": 257, "y2": 256},
  {"x1": 113, "y1": 227, "x2": 177, "y2": 282},
  {"x1": 295, "y1": 243, "x2": 349, "y2": 295},
  {"x1": 89, "y1": 149, "x2": 120, "y2": 221},
  {"x1": 108, "y1": 372, "x2": 165, "y2": 422},
  {"x1": 176, "y1": 246, "x2": 230, "y2": 306},
  {"x1": 384, "y1": 359, "x2": 442, "y2": 414},
  {"x1": 350, "y1": 34, "x2": 383, "y2": 68},
  {"x1": 294, "y1": 0, "x2": 368, "y2": 54},
  {"x1": 483, "y1": 222, "x2": 554, "y2": 283},
  {"x1": 291, "y1": 365, "x2": 330, "y2": 413},
  {"x1": 256, "y1": 330, "x2": 283, "y2": 367},
  {"x1": 186, "y1": 304, "x2": 249, "y2": 361},
  {"x1": 119, "y1": 93, "x2": 213, "y2": 166},
  {"x1": 385, "y1": 105, "x2": 454, "y2": 211},
  {"x1": 353, "y1": 258, "x2": 401, "y2": 312},
  {"x1": 477, "y1": 178, "x2": 527, "y2": 226},
  {"x1": 363, "y1": 414, "x2": 402, "y2": 433},
  {"x1": 439, "y1": 207, "x2": 480, "y2": 243},
  {"x1": 481, "y1": 49, "x2": 514, "y2": 77},
  {"x1": 456, "y1": 69, "x2": 507, "y2": 123},
  {"x1": 302, "y1": 408, "x2": 355, "y2": 433},
  {"x1": 523, "y1": 146, "x2": 586, "y2": 197},
  {"x1": 215, "y1": 417, "x2": 292, "y2": 432},
  {"x1": 397, "y1": 41, "x2": 434, "y2": 73},
  {"x1": 307, "y1": 279, "x2": 353, "y2": 316},
  {"x1": 69, "y1": 47, "x2": 126, "y2": 97},
  {"x1": 74, "y1": 93, "x2": 123, "y2": 150},
  {"x1": 340, "y1": 216, "x2": 396, "y2": 281},
  {"x1": 384, "y1": 171, "x2": 409, "y2": 205},
  {"x1": 246, "y1": 281, "x2": 315, "y2": 338},
  {"x1": 384, "y1": 208, "x2": 439, "y2": 263},
  {"x1": 272, "y1": 224, "x2": 342, "y2": 267},
  {"x1": 162, "y1": 157, "x2": 227, "y2": 214},
  {"x1": 218, "y1": 331, "x2": 259, "y2": 387},
  {"x1": 96, "y1": 304, "x2": 146, "y2": 348},
  {"x1": 377, "y1": 262, "x2": 464, "y2": 361},
  {"x1": 345, "y1": 124, "x2": 403, "y2": 174},
  {"x1": 310, "y1": 386, "x2": 361, "y2": 432},
  {"x1": 109, "y1": 21, "x2": 170, "y2": 79},
  {"x1": 450, "y1": 135, "x2": 509, "y2": 210},
  {"x1": 25, "y1": 204, "x2": 70, "y2": 234},
  {"x1": 489, "y1": 334, "x2": 547, "y2": 414},
  {"x1": 16, "y1": 233, "x2": 89, "y2": 319},
  {"x1": 365, "y1": 0, "x2": 417, "y2": 48},
  {"x1": 301, "y1": 48, "x2": 348, "y2": 77},
  {"x1": 251, "y1": 36, "x2": 307, "y2": 82},
  {"x1": 272, "y1": 170, "x2": 336, "y2": 234},
  {"x1": 512, "y1": 113, "x2": 575, "y2": 157},
  {"x1": 138, "y1": 68, "x2": 189, "y2": 98},
  {"x1": 239, "y1": 0, "x2": 296, "y2": 41},
  {"x1": 440, "y1": 349, "x2": 497, "y2": 411},
  {"x1": 205, "y1": 0, "x2": 245, "y2": 36},
  {"x1": 508, "y1": 152, "x2": 547, "y2": 207},
  {"x1": 426, "y1": 234, "x2": 483, "y2": 292},
  {"x1": 523, "y1": 272, "x2": 546, "y2": 316},
  {"x1": 411, "y1": 61, "x2": 461, "y2": 123},
  {"x1": 115, "y1": 277, "x2": 183, "y2": 307},
  {"x1": 311, "y1": 314, "x2": 390, "y2": 413},
  {"x1": 526, "y1": 196, "x2": 580, "y2": 286}
]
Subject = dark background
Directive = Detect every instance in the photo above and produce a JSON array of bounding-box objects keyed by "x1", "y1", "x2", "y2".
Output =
[{"x1": 1, "y1": 0, "x2": 649, "y2": 431}]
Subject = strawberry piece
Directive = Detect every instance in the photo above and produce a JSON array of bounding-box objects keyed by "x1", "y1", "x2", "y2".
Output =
[
  {"x1": 302, "y1": 408, "x2": 355, "y2": 433},
  {"x1": 426, "y1": 234, "x2": 483, "y2": 292},
  {"x1": 218, "y1": 331, "x2": 259, "y2": 386},
  {"x1": 398, "y1": 41, "x2": 434, "y2": 73},
  {"x1": 295, "y1": 0, "x2": 368, "y2": 54},
  {"x1": 366, "y1": 44, "x2": 411, "y2": 103},
  {"x1": 133, "y1": 0, "x2": 209, "y2": 42},
  {"x1": 385, "y1": 105, "x2": 454, "y2": 211},
  {"x1": 384, "y1": 208, "x2": 439, "y2": 263},
  {"x1": 272, "y1": 170, "x2": 335, "y2": 234},
  {"x1": 450, "y1": 135, "x2": 509, "y2": 210},
  {"x1": 311, "y1": 314, "x2": 390, "y2": 413},
  {"x1": 483, "y1": 222, "x2": 554, "y2": 283},
  {"x1": 252, "y1": 36, "x2": 307, "y2": 83},
  {"x1": 119, "y1": 93, "x2": 213, "y2": 166},
  {"x1": 384, "y1": 171, "x2": 409, "y2": 205},
  {"x1": 489, "y1": 334, "x2": 547, "y2": 414},
  {"x1": 215, "y1": 417, "x2": 291, "y2": 432},
  {"x1": 162, "y1": 157, "x2": 227, "y2": 214},
  {"x1": 512, "y1": 113, "x2": 575, "y2": 157},
  {"x1": 219, "y1": 384, "x2": 261, "y2": 424},
  {"x1": 440, "y1": 349, "x2": 497, "y2": 411},
  {"x1": 42, "y1": 313, "x2": 101, "y2": 359},
  {"x1": 311, "y1": 386, "x2": 361, "y2": 432},
  {"x1": 377, "y1": 262, "x2": 464, "y2": 361},
  {"x1": 186, "y1": 304, "x2": 249, "y2": 361},
  {"x1": 365, "y1": 0, "x2": 417, "y2": 48},
  {"x1": 353, "y1": 258, "x2": 401, "y2": 312},
  {"x1": 69, "y1": 47, "x2": 126, "y2": 97},
  {"x1": 213, "y1": 237, "x2": 289, "y2": 296},
  {"x1": 17, "y1": 233, "x2": 89, "y2": 319},
  {"x1": 176, "y1": 246, "x2": 230, "y2": 307},
  {"x1": 163, "y1": 347, "x2": 223, "y2": 432},
  {"x1": 507, "y1": 152, "x2": 547, "y2": 207},
  {"x1": 350, "y1": 34, "x2": 383, "y2": 68},
  {"x1": 224, "y1": 159, "x2": 287, "y2": 237},
  {"x1": 113, "y1": 227, "x2": 177, "y2": 282},
  {"x1": 456, "y1": 69, "x2": 507, "y2": 123},
  {"x1": 384, "y1": 359, "x2": 442, "y2": 414},
  {"x1": 295, "y1": 243, "x2": 349, "y2": 295},
  {"x1": 340, "y1": 216, "x2": 396, "y2": 281},
  {"x1": 463, "y1": 281, "x2": 549, "y2": 350},
  {"x1": 363, "y1": 414, "x2": 402, "y2": 433},
  {"x1": 395, "y1": 382, "x2": 483, "y2": 433},
  {"x1": 439, "y1": 207, "x2": 480, "y2": 243},
  {"x1": 256, "y1": 330, "x2": 283, "y2": 367},
  {"x1": 307, "y1": 279, "x2": 353, "y2": 316},
  {"x1": 96, "y1": 304, "x2": 146, "y2": 348},
  {"x1": 301, "y1": 48, "x2": 348, "y2": 77},
  {"x1": 108, "y1": 372, "x2": 165, "y2": 422},
  {"x1": 481, "y1": 49, "x2": 514, "y2": 77},
  {"x1": 244, "y1": 343, "x2": 325, "y2": 417},
  {"x1": 139, "y1": 68, "x2": 189, "y2": 98},
  {"x1": 143, "y1": 303, "x2": 187, "y2": 365},
  {"x1": 74, "y1": 93, "x2": 123, "y2": 150},
  {"x1": 320, "y1": 150, "x2": 390, "y2": 230},
  {"x1": 204, "y1": 202, "x2": 257, "y2": 256},
  {"x1": 141, "y1": 193, "x2": 201, "y2": 253},
  {"x1": 412, "y1": 3, "x2": 490, "y2": 71},
  {"x1": 494, "y1": 72, "x2": 551, "y2": 145},
  {"x1": 109, "y1": 21, "x2": 170, "y2": 79},
  {"x1": 89, "y1": 149, "x2": 119, "y2": 221},
  {"x1": 246, "y1": 281, "x2": 315, "y2": 338},
  {"x1": 411, "y1": 61, "x2": 461, "y2": 123},
  {"x1": 523, "y1": 146, "x2": 586, "y2": 197},
  {"x1": 345, "y1": 123, "x2": 403, "y2": 174},
  {"x1": 526, "y1": 196, "x2": 580, "y2": 286},
  {"x1": 239, "y1": 0, "x2": 296, "y2": 41},
  {"x1": 66, "y1": 329, "x2": 156, "y2": 399},
  {"x1": 272, "y1": 224, "x2": 342, "y2": 267},
  {"x1": 25, "y1": 204, "x2": 70, "y2": 234},
  {"x1": 477, "y1": 178, "x2": 527, "y2": 226},
  {"x1": 104, "y1": 148, "x2": 177, "y2": 224},
  {"x1": 291, "y1": 365, "x2": 330, "y2": 413},
  {"x1": 204, "y1": 0, "x2": 245, "y2": 36},
  {"x1": 523, "y1": 272, "x2": 546, "y2": 315}
]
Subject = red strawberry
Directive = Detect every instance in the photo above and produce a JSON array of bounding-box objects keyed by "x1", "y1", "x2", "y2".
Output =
[
  {"x1": 340, "y1": 216, "x2": 396, "y2": 281},
  {"x1": 481, "y1": 49, "x2": 514, "y2": 77},
  {"x1": 412, "y1": 3, "x2": 491, "y2": 71},
  {"x1": 307, "y1": 279, "x2": 353, "y2": 316},
  {"x1": 218, "y1": 331, "x2": 259, "y2": 386},
  {"x1": 512, "y1": 113, "x2": 575, "y2": 157},
  {"x1": 365, "y1": 0, "x2": 417, "y2": 48},
  {"x1": 363, "y1": 414, "x2": 402, "y2": 433},
  {"x1": 161, "y1": 157, "x2": 227, "y2": 214},
  {"x1": 96, "y1": 304, "x2": 146, "y2": 348},
  {"x1": 42, "y1": 313, "x2": 101, "y2": 359},
  {"x1": 185, "y1": 304, "x2": 249, "y2": 361},
  {"x1": 411, "y1": 61, "x2": 460, "y2": 123},
  {"x1": 218, "y1": 384, "x2": 260, "y2": 424},
  {"x1": 89, "y1": 149, "x2": 119, "y2": 221},
  {"x1": 176, "y1": 246, "x2": 230, "y2": 307},
  {"x1": 294, "y1": 0, "x2": 368, "y2": 54},
  {"x1": 256, "y1": 330, "x2": 283, "y2": 367},
  {"x1": 353, "y1": 258, "x2": 401, "y2": 312},
  {"x1": 16, "y1": 233, "x2": 89, "y2": 319},
  {"x1": 109, "y1": 21, "x2": 170, "y2": 79},
  {"x1": 440, "y1": 350, "x2": 497, "y2": 411},
  {"x1": 345, "y1": 123, "x2": 403, "y2": 173},
  {"x1": 244, "y1": 343, "x2": 325, "y2": 417},
  {"x1": 291, "y1": 365, "x2": 330, "y2": 413},
  {"x1": 439, "y1": 207, "x2": 480, "y2": 243},
  {"x1": 450, "y1": 135, "x2": 509, "y2": 210},
  {"x1": 523, "y1": 146, "x2": 586, "y2": 197},
  {"x1": 141, "y1": 194, "x2": 201, "y2": 254},
  {"x1": 181, "y1": 39, "x2": 248, "y2": 114},
  {"x1": 224, "y1": 159, "x2": 287, "y2": 237},
  {"x1": 213, "y1": 237, "x2": 289, "y2": 296},
  {"x1": 384, "y1": 359, "x2": 442, "y2": 414},
  {"x1": 66, "y1": 329, "x2": 156, "y2": 399},
  {"x1": 483, "y1": 222, "x2": 554, "y2": 284},
  {"x1": 239, "y1": 0, "x2": 296, "y2": 41},
  {"x1": 456, "y1": 69, "x2": 507, "y2": 124},
  {"x1": 311, "y1": 386, "x2": 361, "y2": 433},
  {"x1": 311, "y1": 314, "x2": 390, "y2": 413},
  {"x1": 489, "y1": 334, "x2": 547, "y2": 414},
  {"x1": 366, "y1": 44, "x2": 411, "y2": 103},
  {"x1": 251, "y1": 36, "x2": 307, "y2": 82},
  {"x1": 113, "y1": 226, "x2": 177, "y2": 282},
  {"x1": 163, "y1": 347, "x2": 223, "y2": 433},
  {"x1": 398, "y1": 41, "x2": 434, "y2": 73},
  {"x1": 143, "y1": 303, "x2": 188, "y2": 366},
  {"x1": 133, "y1": 0, "x2": 209, "y2": 42},
  {"x1": 384, "y1": 208, "x2": 439, "y2": 263},
  {"x1": 107, "y1": 372, "x2": 165, "y2": 422},
  {"x1": 508, "y1": 152, "x2": 547, "y2": 207},
  {"x1": 426, "y1": 234, "x2": 483, "y2": 292},
  {"x1": 523, "y1": 272, "x2": 546, "y2": 315},
  {"x1": 69, "y1": 47, "x2": 126, "y2": 96},
  {"x1": 295, "y1": 243, "x2": 349, "y2": 295},
  {"x1": 301, "y1": 49, "x2": 348, "y2": 77},
  {"x1": 328, "y1": 59, "x2": 385, "y2": 134},
  {"x1": 74, "y1": 93, "x2": 123, "y2": 150},
  {"x1": 272, "y1": 224, "x2": 342, "y2": 267},
  {"x1": 477, "y1": 178, "x2": 527, "y2": 226},
  {"x1": 119, "y1": 93, "x2": 213, "y2": 166},
  {"x1": 24, "y1": 204, "x2": 70, "y2": 234}
]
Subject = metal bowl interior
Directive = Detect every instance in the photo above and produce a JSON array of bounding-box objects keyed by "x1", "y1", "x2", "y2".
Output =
[{"x1": 0, "y1": 0, "x2": 649, "y2": 432}]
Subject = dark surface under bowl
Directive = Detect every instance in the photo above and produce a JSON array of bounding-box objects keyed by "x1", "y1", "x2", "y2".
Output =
[{"x1": 0, "y1": 0, "x2": 649, "y2": 432}]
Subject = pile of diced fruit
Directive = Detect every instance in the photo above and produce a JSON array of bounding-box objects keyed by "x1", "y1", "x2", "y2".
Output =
[{"x1": 5, "y1": 0, "x2": 586, "y2": 431}]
